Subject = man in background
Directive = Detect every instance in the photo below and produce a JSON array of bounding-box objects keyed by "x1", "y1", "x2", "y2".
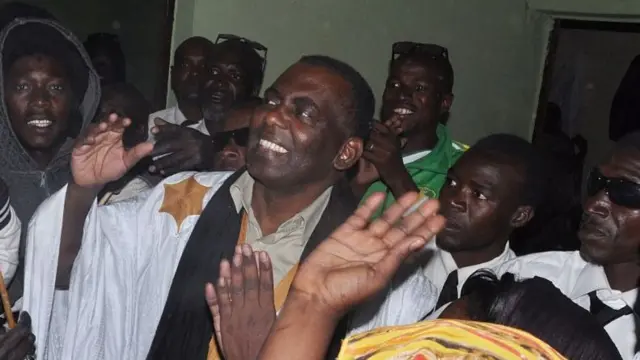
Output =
[
  {"x1": 352, "y1": 42, "x2": 466, "y2": 217},
  {"x1": 212, "y1": 98, "x2": 261, "y2": 172},
  {"x1": 150, "y1": 35, "x2": 266, "y2": 175},
  {"x1": 148, "y1": 36, "x2": 213, "y2": 133}
]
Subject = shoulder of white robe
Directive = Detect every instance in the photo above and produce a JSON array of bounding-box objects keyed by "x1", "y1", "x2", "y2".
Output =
[{"x1": 160, "y1": 171, "x2": 233, "y2": 189}]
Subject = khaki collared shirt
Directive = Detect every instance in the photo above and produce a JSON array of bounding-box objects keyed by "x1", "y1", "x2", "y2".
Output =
[{"x1": 229, "y1": 171, "x2": 332, "y2": 284}]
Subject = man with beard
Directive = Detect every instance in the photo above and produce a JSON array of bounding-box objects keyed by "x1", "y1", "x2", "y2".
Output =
[
  {"x1": 0, "y1": 18, "x2": 100, "y2": 303},
  {"x1": 23, "y1": 54, "x2": 373, "y2": 360},
  {"x1": 149, "y1": 35, "x2": 265, "y2": 175},
  {"x1": 352, "y1": 42, "x2": 466, "y2": 218},
  {"x1": 348, "y1": 134, "x2": 545, "y2": 334},
  {"x1": 496, "y1": 132, "x2": 640, "y2": 359}
]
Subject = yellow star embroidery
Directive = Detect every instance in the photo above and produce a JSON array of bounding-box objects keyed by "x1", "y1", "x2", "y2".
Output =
[{"x1": 159, "y1": 176, "x2": 211, "y2": 230}]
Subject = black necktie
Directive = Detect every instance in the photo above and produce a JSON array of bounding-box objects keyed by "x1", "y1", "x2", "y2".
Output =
[
  {"x1": 436, "y1": 270, "x2": 459, "y2": 309},
  {"x1": 588, "y1": 291, "x2": 633, "y2": 326}
]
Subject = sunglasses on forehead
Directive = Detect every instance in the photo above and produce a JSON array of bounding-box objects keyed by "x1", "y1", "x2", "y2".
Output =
[
  {"x1": 587, "y1": 168, "x2": 640, "y2": 209},
  {"x1": 213, "y1": 127, "x2": 250, "y2": 152},
  {"x1": 391, "y1": 41, "x2": 449, "y2": 62},
  {"x1": 215, "y1": 33, "x2": 268, "y2": 73}
]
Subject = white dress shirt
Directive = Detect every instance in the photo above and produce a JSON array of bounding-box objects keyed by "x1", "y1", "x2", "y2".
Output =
[
  {"x1": 185, "y1": 120, "x2": 209, "y2": 136},
  {"x1": 148, "y1": 106, "x2": 209, "y2": 141},
  {"x1": 496, "y1": 251, "x2": 639, "y2": 360},
  {"x1": 348, "y1": 240, "x2": 516, "y2": 335}
]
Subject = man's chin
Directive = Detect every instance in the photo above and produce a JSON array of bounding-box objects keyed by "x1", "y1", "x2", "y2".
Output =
[
  {"x1": 178, "y1": 92, "x2": 200, "y2": 103},
  {"x1": 578, "y1": 245, "x2": 608, "y2": 266},
  {"x1": 435, "y1": 235, "x2": 460, "y2": 252},
  {"x1": 215, "y1": 160, "x2": 244, "y2": 172},
  {"x1": 19, "y1": 133, "x2": 59, "y2": 151}
]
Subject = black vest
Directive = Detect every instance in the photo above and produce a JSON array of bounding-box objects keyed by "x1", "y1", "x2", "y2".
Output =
[{"x1": 147, "y1": 169, "x2": 356, "y2": 360}]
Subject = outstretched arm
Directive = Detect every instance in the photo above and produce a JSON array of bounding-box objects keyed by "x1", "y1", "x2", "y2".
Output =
[
  {"x1": 259, "y1": 192, "x2": 445, "y2": 360},
  {"x1": 55, "y1": 114, "x2": 153, "y2": 289}
]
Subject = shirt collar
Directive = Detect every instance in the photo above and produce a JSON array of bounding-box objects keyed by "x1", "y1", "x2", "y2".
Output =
[
  {"x1": 570, "y1": 261, "x2": 639, "y2": 307},
  {"x1": 230, "y1": 171, "x2": 253, "y2": 213},
  {"x1": 229, "y1": 171, "x2": 333, "y2": 243},
  {"x1": 404, "y1": 124, "x2": 462, "y2": 171},
  {"x1": 440, "y1": 241, "x2": 516, "y2": 278},
  {"x1": 622, "y1": 288, "x2": 638, "y2": 307},
  {"x1": 174, "y1": 106, "x2": 187, "y2": 124}
]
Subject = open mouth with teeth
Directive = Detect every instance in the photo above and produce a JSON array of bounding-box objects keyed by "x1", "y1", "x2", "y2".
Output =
[
  {"x1": 393, "y1": 108, "x2": 415, "y2": 116},
  {"x1": 27, "y1": 119, "x2": 53, "y2": 129},
  {"x1": 259, "y1": 139, "x2": 288, "y2": 154}
]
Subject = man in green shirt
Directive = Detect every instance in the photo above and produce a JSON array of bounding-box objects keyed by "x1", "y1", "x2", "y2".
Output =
[{"x1": 352, "y1": 42, "x2": 466, "y2": 216}]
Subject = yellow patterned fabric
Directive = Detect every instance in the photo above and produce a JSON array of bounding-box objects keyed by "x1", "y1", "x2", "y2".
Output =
[{"x1": 337, "y1": 319, "x2": 566, "y2": 360}]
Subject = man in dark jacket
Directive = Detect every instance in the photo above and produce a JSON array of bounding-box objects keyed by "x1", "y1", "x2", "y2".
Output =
[{"x1": 0, "y1": 18, "x2": 100, "y2": 301}]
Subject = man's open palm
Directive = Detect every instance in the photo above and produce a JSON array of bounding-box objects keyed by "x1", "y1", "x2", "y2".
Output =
[
  {"x1": 72, "y1": 114, "x2": 153, "y2": 187},
  {"x1": 292, "y1": 192, "x2": 445, "y2": 317}
]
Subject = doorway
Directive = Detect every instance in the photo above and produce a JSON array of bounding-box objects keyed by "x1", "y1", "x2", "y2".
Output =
[{"x1": 534, "y1": 19, "x2": 640, "y2": 191}]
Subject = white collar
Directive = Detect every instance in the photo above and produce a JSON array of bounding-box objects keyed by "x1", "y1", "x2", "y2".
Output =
[
  {"x1": 571, "y1": 258, "x2": 638, "y2": 307},
  {"x1": 173, "y1": 106, "x2": 188, "y2": 124},
  {"x1": 438, "y1": 241, "x2": 516, "y2": 278}
]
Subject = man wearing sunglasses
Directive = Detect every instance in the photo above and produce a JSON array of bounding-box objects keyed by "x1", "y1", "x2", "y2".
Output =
[
  {"x1": 212, "y1": 98, "x2": 261, "y2": 171},
  {"x1": 495, "y1": 132, "x2": 640, "y2": 359},
  {"x1": 353, "y1": 42, "x2": 466, "y2": 218},
  {"x1": 150, "y1": 35, "x2": 266, "y2": 176}
]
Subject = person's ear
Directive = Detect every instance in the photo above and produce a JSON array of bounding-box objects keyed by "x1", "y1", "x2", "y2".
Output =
[
  {"x1": 510, "y1": 206, "x2": 535, "y2": 228},
  {"x1": 333, "y1": 137, "x2": 363, "y2": 171},
  {"x1": 440, "y1": 93, "x2": 454, "y2": 115}
]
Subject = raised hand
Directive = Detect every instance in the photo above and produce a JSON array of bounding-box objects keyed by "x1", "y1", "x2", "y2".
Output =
[
  {"x1": 362, "y1": 122, "x2": 417, "y2": 198},
  {"x1": 383, "y1": 117, "x2": 404, "y2": 136},
  {"x1": 354, "y1": 158, "x2": 380, "y2": 186},
  {"x1": 205, "y1": 245, "x2": 275, "y2": 360},
  {"x1": 72, "y1": 113, "x2": 153, "y2": 188},
  {"x1": 350, "y1": 158, "x2": 381, "y2": 199},
  {"x1": 150, "y1": 118, "x2": 215, "y2": 176},
  {"x1": 363, "y1": 122, "x2": 405, "y2": 179},
  {"x1": 290, "y1": 192, "x2": 445, "y2": 318}
]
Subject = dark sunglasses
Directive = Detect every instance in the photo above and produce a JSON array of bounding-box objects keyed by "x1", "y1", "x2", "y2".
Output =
[
  {"x1": 213, "y1": 127, "x2": 250, "y2": 151},
  {"x1": 587, "y1": 168, "x2": 640, "y2": 209},
  {"x1": 391, "y1": 41, "x2": 449, "y2": 62},
  {"x1": 215, "y1": 33, "x2": 268, "y2": 73}
]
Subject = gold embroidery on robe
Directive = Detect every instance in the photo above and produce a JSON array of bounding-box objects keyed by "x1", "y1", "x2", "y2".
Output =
[{"x1": 158, "y1": 176, "x2": 211, "y2": 231}]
